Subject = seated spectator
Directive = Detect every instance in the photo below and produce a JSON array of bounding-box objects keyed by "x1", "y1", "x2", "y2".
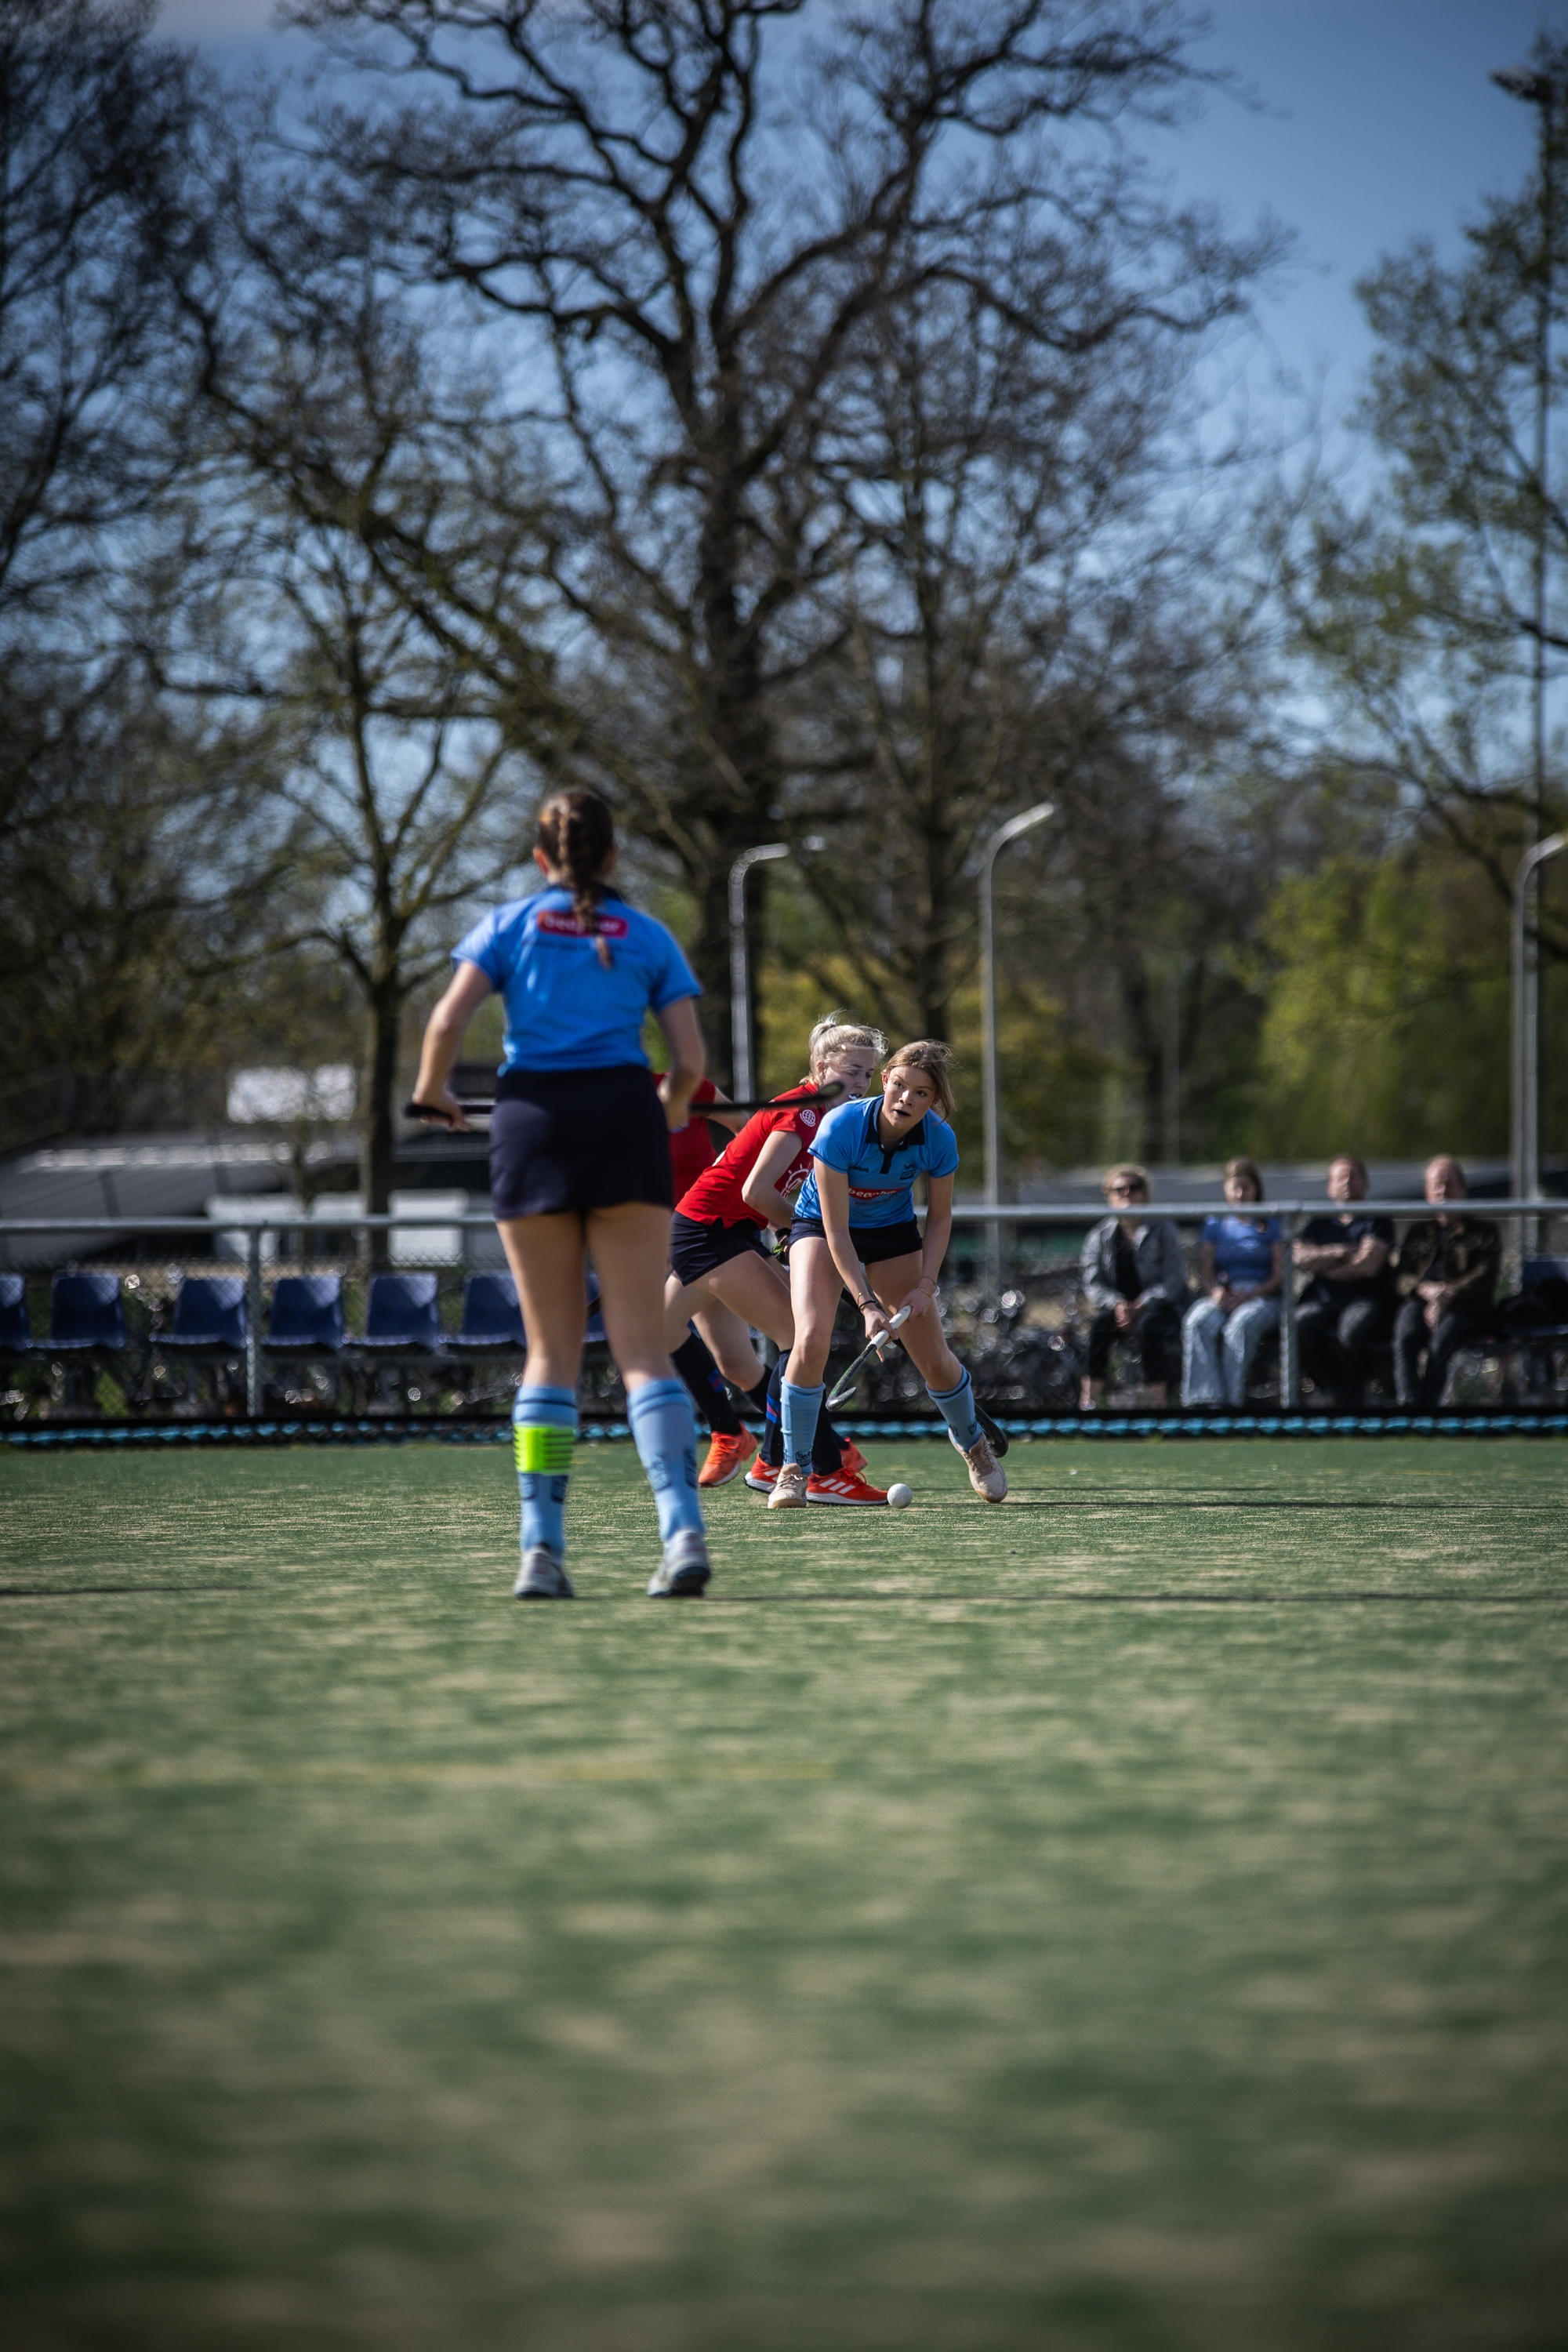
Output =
[
  {"x1": 1393, "y1": 1156, "x2": 1501, "y2": 1409},
  {"x1": 1294, "y1": 1155, "x2": 1396, "y2": 1410},
  {"x1": 1182, "y1": 1158, "x2": 1284, "y2": 1407},
  {"x1": 1079, "y1": 1165, "x2": 1189, "y2": 1410}
]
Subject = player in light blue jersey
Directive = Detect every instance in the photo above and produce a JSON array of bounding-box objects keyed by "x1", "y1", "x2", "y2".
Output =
[
  {"x1": 410, "y1": 789, "x2": 714, "y2": 1600},
  {"x1": 775, "y1": 1040, "x2": 1007, "y2": 1505}
]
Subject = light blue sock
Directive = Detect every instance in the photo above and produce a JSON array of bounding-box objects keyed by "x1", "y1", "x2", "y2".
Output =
[
  {"x1": 627, "y1": 1377, "x2": 705, "y2": 1544},
  {"x1": 927, "y1": 1367, "x2": 981, "y2": 1450},
  {"x1": 781, "y1": 1378, "x2": 825, "y2": 1472},
  {"x1": 514, "y1": 1385, "x2": 576, "y2": 1558}
]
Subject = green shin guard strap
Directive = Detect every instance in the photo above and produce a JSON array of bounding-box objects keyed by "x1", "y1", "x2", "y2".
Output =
[{"x1": 514, "y1": 1425, "x2": 575, "y2": 1475}]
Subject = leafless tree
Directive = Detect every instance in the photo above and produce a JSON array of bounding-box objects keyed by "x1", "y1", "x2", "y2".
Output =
[
  {"x1": 160, "y1": 168, "x2": 550, "y2": 1228},
  {"x1": 0, "y1": 2, "x2": 276, "y2": 1148},
  {"x1": 285, "y1": 0, "x2": 1283, "y2": 1080},
  {"x1": 1286, "y1": 25, "x2": 1568, "y2": 956},
  {"x1": 761, "y1": 223, "x2": 1287, "y2": 1165},
  {"x1": 0, "y1": 0, "x2": 204, "y2": 630}
]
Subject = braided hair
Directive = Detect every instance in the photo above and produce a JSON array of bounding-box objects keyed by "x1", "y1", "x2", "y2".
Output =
[{"x1": 536, "y1": 789, "x2": 616, "y2": 969}]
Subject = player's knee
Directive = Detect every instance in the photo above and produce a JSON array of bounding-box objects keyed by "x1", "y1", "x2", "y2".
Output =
[{"x1": 791, "y1": 1319, "x2": 833, "y2": 1372}]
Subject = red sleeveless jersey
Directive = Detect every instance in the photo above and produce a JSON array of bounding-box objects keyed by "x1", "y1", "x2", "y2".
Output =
[{"x1": 675, "y1": 1083, "x2": 825, "y2": 1228}]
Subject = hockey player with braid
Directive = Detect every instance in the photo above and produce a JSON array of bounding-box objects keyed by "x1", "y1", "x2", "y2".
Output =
[{"x1": 410, "y1": 789, "x2": 715, "y2": 1599}]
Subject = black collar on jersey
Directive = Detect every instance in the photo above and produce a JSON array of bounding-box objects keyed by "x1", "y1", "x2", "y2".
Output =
[{"x1": 873, "y1": 1105, "x2": 927, "y2": 1172}]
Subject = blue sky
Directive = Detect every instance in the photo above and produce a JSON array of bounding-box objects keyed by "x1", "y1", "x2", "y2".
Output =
[
  {"x1": 159, "y1": 0, "x2": 1564, "y2": 428},
  {"x1": 1161, "y1": 2, "x2": 1567, "y2": 422}
]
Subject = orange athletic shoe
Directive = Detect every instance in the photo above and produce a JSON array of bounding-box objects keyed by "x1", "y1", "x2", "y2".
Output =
[
  {"x1": 839, "y1": 1440, "x2": 868, "y2": 1478},
  {"x1": 806, "y1": 1469, "x2": 890, "y2": 1506},
  {"x1": 699, "y1": 1430, "x2": 759, "y2": 1488},
  {"x1": 744, "y1": 1459, "x2": 778, "y2": 1494}
]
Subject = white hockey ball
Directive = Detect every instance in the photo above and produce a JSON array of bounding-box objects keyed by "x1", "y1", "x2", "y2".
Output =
[{"x1": 886, "y1": 1482, "x2": 913, "y2": 1509}]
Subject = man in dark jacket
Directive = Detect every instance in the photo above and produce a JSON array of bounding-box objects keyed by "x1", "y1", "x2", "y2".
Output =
[
  {"x1": 1392, "y1": 1156, "x2": 1501, "y2": 1409},
  {"x1": 1080, "y1": 1165, "x2": 1190, "y2": 1409},
  {"x1": 1294, "y1": 1155, "x2": 1396, "y2": 1410}
]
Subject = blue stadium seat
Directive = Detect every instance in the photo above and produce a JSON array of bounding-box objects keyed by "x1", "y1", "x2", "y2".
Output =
[
  {"x1": 0, "y1": 1273, "x2": 31, "y2": 1354},
  {"x1": 165, "y1": 1275, "x2": 248, "y2": 1352},
  {"x1": 448, "y1": 1272, "x2": 525, "y2": 1351},
  {"x1": 49, "y1": 1272, "x2": 126, "y2": 1353},
  {"x1": 357, "y1": 1272, "x2": 441, "y2": 1352},
  {"x1": 265, "y1": 1274, "x2": 346, "y2": 1354},
  {"x1": 1522, "y1": 1254, "x2": 1568, "y2": 1307},
  {"x1": 1467, "y1": 1256, "x2": 1568, "y2": 1403}
]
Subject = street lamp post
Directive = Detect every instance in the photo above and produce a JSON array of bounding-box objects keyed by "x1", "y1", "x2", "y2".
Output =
[
  {"x1": 728, "y1": 844, "x2": 789, "y2": 1101},
  {"x1": 1512, "y1": 831, "x2": 1566, "y2": 1246},
  {"x1": 1494, "y1": 60, "x2": 1563, "y2": 1249},
  {"x1": 728, "y1": 838, "x2": 824, "y2": 1100},
  {"x1": 979, "y1": 802, "x2": 1054, "y2": 1298}
]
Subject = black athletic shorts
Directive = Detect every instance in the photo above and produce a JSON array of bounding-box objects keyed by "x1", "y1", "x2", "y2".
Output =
[
  {"x1": 490, "y1": 1065, "x2": 673, "y2": 1221},
  {"x1": 788, "y1": 1215, "x2": 924, "y2": 1265},
  {"x1": 668, "y1": 1210, "x2": 771, "y2": 1287}
]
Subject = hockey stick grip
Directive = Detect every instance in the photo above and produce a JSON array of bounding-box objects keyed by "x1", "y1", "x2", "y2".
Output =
[{"x1": 826, "y1": 1304, "x2": 912, "y2": 1407}]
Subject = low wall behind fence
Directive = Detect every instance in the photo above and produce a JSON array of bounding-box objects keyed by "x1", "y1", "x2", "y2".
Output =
[{"x1": 2, "y1": 1203, "x2": 1565, "y2": 1428}]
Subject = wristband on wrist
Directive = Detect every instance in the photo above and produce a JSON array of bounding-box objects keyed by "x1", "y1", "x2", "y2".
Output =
[
  {"x1": 857, "y1": 1294, "x2": 878, "y2": 1313},
  {"x1": 919, "y1": 1275, "x2": 938, "y2": 1294}
]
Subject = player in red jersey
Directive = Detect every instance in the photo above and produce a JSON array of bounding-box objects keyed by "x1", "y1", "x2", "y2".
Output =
[
  {"x1": 652, "y1": 1072, "x2": 785, "y2": 1484},
  {"x1": 665, "y1": 1016, "x2": 888, "y2": 1504}
]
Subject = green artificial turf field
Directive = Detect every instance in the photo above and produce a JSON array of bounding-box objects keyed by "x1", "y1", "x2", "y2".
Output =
[{"x1": 1, "y1": 1437, "x2": 1565, "y2": 2351}]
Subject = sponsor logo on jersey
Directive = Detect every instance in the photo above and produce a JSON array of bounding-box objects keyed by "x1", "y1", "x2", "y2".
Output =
[
  {"x1": 535, "y1": 909, "x2": 631, "y2": 940},
  {"x1": 848, "y1": 1183, "x2": 896, "y2": 1200},
  {"x1": 800, "y1": 1109, "x2": 816, "y2": 1127}
]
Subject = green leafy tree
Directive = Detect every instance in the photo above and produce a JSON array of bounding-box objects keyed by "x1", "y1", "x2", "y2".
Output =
[{"x1": 1251, "y1": 835, "x2": 1568, "y2": 1162}]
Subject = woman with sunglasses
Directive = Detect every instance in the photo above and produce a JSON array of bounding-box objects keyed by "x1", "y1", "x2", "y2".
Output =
[{"x1": 1079, "y1": 1165, "x2": 1190, "y2": 1410}]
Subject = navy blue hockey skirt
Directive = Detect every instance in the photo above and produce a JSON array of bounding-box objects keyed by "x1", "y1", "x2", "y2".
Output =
[{"x1": 489, "y1": 1065, "x2": 673, "y2": 1220}]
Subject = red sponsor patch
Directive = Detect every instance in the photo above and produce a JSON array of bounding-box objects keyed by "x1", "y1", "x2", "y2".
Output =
[
  {"x1": 848, "y1": 1184, "x2": 894, "y2": 1200},
  {"x1": 535, "y1": 909, "x2": 630, "y2": 940}
]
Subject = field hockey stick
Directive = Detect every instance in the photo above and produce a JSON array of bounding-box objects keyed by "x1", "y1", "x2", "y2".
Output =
[
  {"x1": 401, "y1": 1081, "x2": 846, "y2": 1128},
  {"x1": 402, "y1": 1098, "x2": 495, "y2": 1127},
  {"x1": 826, "y1": 1304, "x2": 911, "y2": 1409},
  {"x1": 701, "y1": 1081, "x2": 844, "y2": 1116}
]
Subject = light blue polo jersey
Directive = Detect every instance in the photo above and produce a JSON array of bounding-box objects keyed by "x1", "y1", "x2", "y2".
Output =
[
  {"x1": 795, "y1": 1094, "x2": 960, "y2": 1228},
  {"x1": 1200, "y1": 1213, "x2": 1282, "y2": 1289},
  {"x1": 452, "y1": 888, "x2": 700, "y2": 1074}
]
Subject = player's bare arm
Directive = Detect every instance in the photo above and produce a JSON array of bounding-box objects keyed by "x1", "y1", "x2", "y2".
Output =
[
  {"x1": 411, "y1": 959, "x2": 495, "y2": 1129},
  {"x1": 655, "y1": 997, "x2": 705, "y2": 1131},
  {"x1": 815, "y1": 1165, "x2": 886, "y2": 1338},
  {"x1": 740, "y1": 1127, "x2": 811, "y2": 1228}
]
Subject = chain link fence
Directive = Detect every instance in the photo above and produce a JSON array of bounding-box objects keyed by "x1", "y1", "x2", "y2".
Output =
[{"x1": 2, "y1": 1205, "x2": 1566, "y2": 1425}]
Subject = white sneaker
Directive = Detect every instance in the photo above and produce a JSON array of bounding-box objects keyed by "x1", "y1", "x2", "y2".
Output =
[
  {"x1": 952, "y1": 1430, "x2": 1007, "y2": 1502},
  {"x1": 767, "y1": 1461, "x2": 810, "y2": 1509},
  {"x1": 647, "y1": 1527, "x2": 711, "y2": 1598},
  {"x1": 514, "y1": 1547, "x2": 575, "y2": 1599}
]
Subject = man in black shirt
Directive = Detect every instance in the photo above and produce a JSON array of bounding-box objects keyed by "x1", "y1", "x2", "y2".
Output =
[{"x1": 1293, "y1": 1156, "x2": 1396, "y2": 1410}]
